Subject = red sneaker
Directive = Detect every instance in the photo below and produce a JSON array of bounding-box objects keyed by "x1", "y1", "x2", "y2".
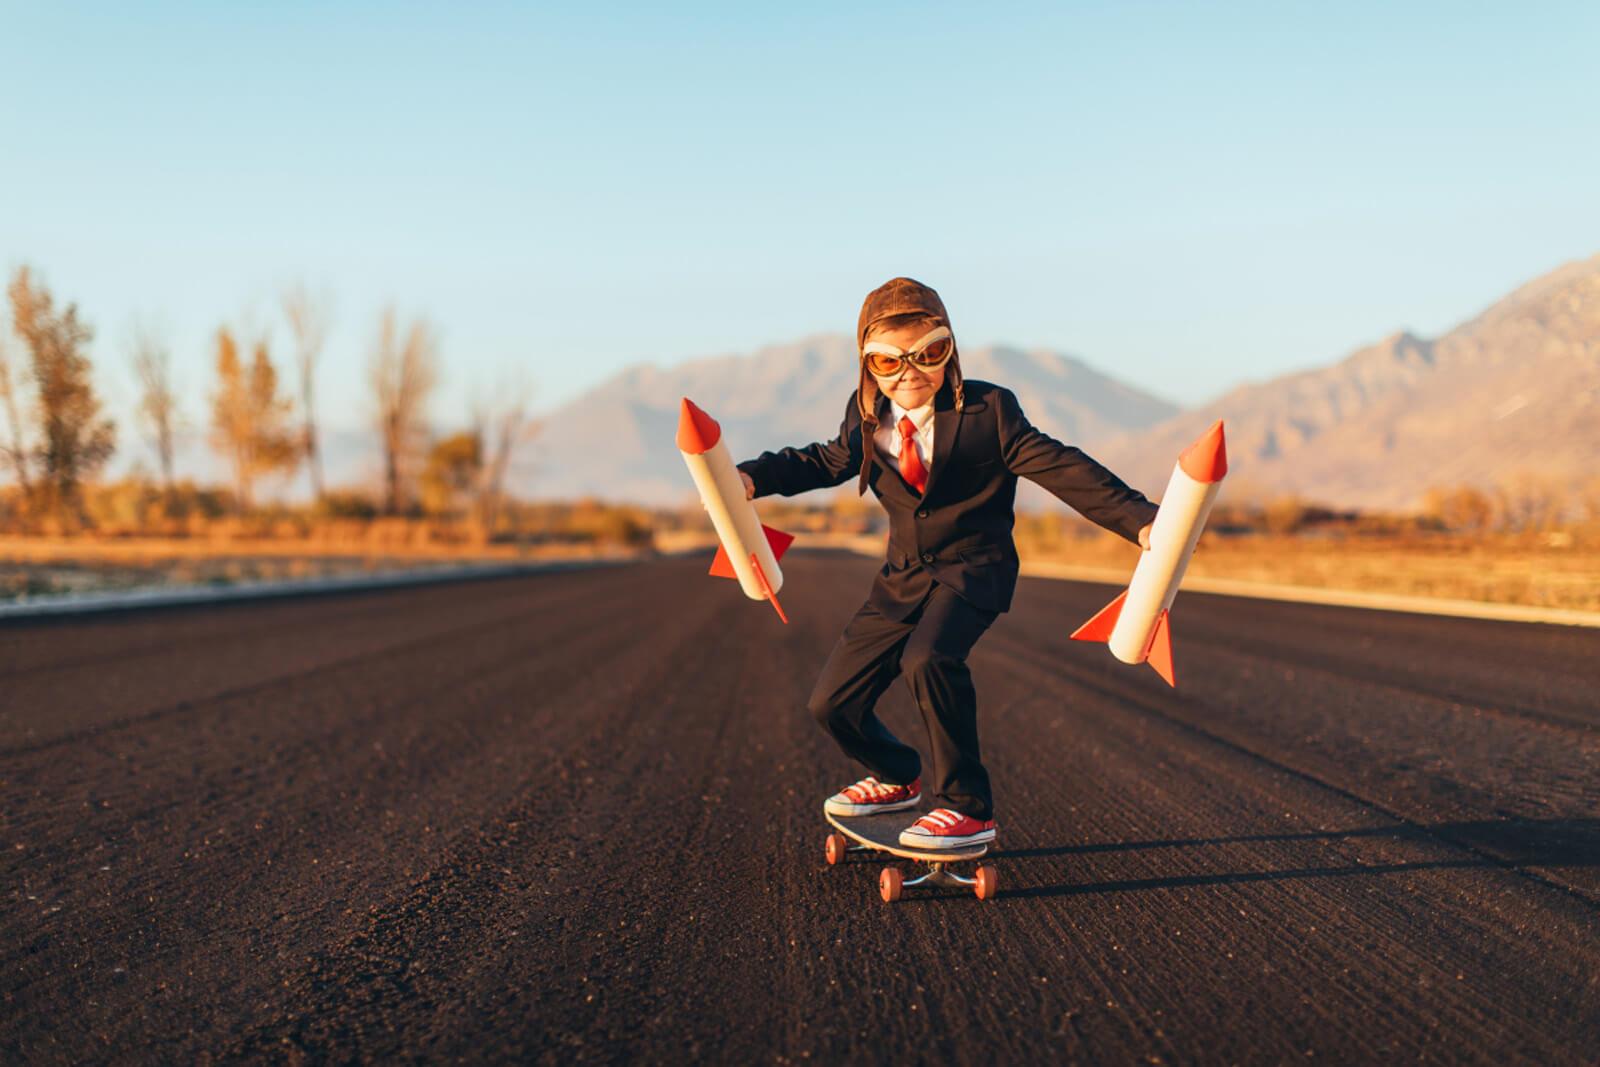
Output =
[
  {"x1": 823, "y1": 776, "x2": 921, "y2": 817},
  {"x1": 898, "y1": 808, "x2": 997, "y2": 849}
]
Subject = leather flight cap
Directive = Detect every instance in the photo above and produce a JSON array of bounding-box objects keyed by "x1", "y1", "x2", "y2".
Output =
[{"x1": 857, "y1": 277, "x2": 951, "y2": 350}]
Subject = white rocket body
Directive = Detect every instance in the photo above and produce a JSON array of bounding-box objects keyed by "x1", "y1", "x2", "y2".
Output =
[
  {"x1": 677, "y1": 397, "x2": 793, "y2": 622},
  {"x1": 680, "y1": 436, "x2": 784, "y2": 601},
  {"x1": 1071, "y1": 420, "x2": 1227, "y2": 686},
  {"x1": 1107, "y1": 461, "x2": 1222, "y2": 664}
]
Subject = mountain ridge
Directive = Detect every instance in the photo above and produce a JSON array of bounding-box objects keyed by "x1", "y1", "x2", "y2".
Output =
[
  {"x1": 1097, "y1": 254, "x2": 1600, "y2": 509},
  {"x1": 522, "y1": 334, "x2": 1181, "y2": 505}
]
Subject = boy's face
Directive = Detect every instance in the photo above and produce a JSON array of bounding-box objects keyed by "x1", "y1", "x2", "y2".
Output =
[{"x1": 867, "y1": 321, "x2": 948, "y2": 411}]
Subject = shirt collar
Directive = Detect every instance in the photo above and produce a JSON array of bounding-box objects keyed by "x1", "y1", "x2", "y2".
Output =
[{"x1": 885, "y1": 397, "x2": 935, "y2": 432}]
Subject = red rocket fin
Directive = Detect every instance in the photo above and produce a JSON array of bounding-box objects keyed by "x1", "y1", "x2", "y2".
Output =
[
  {"x1": 1070, "y1": 589, "x2": 1127, "y2": 642},
  {"x1": 762, "y1": 524, "x2": 795, "y2": 561},
  {"x1": 709, "y1": 543, "x2": 738, "y2": 579},
  {"x1": 1145, "y1": 610, "x2": 1176, "y2": 687},
  {"x1": 749, "y1": 552, "x2": 788, "y2": 624},
  {"x1": 712, "y1": 528, "x2": 793, "y2": 579}
]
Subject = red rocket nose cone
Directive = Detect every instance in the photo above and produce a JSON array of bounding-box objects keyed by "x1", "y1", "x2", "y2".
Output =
[
  {"x1": 676, "y1": 397, "x2": 723, "y2": 454},
  {"x1": 1178, "y1": 420, "x2": 1228, "y2": 482}
]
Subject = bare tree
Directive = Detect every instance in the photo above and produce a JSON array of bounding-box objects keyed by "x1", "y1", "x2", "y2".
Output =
[
  {"x1": 130, "y1": 322, "x2": 179, "y2": 494},
  {"x1": 211, "y1": 326, "x2": 297, "y2": 513},
  {"x1": 473, "y1": 380, "x2": 539, "y2": 533},
  {"x1": 1494, "y1": 470, "x2": 1565, "y2": 533},
  {"x1": 282, "y1": 283, "x2": 332, "y2": 503},
  {"x1": 1581, "y1": 475, "x2": 1600, "y2": 526},
  {"x1": 7, "y1": 267, "x2": 115, "y2": 519},
  {"x1": 0, "y1": 327, "x2": 33, "y2": 501},
  {"x1": 370, "y1": 308, "x2": 438, "y2": 515}
]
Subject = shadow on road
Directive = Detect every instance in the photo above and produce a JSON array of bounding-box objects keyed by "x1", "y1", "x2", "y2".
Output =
[{"x1": 999, "y1": 818, "x2": 1600, "y2": 902}]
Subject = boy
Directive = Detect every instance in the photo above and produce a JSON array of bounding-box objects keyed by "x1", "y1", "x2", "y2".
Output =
[{"x1": 736, "y1": 278, "x2": 1155, "y2": 849}]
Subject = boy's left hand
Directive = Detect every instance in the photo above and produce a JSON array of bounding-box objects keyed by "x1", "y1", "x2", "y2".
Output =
[{"x1": 1137, "y1": 524, "x2": 1153, "y2": 551}]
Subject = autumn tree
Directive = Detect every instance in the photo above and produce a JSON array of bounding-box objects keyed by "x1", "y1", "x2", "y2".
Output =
[
  {"x1": 211, "y1": 327, "x2": 297, "y2": 513},
  {"x1": 0, "y1": 327, "x2": 32, "y2": 502},
  {"x1": 421, "y1": 431, "x2": 483, "y2": 518},
  {"x1": 1422, "y1": 484, "x2": 1495, "y2": 533},
  {"x1": 1262, "y1": 494, "x2": 1311, "y2": 535},
  {"x1": 370, "y1": 308, "x2": 438, "y2": 515},
  {"x1": 130, "y1": 322, "x2": 179, "y2": 495},
  {"x1": 7, "y1": 267, "x2": 115, "y2": 519},
  {"x1": 282, "y1": 283, "x2": 332, "y2": 503}
]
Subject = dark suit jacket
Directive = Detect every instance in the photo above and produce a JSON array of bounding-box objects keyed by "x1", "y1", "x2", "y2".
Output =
[{"x1": 737, "y1": 379, "x2": 1158, "y2": 620}]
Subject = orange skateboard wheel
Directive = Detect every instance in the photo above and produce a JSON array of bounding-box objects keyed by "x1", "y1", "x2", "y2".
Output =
[
  {"x1": 879, "y1": 867, "x2": 903, "y2": 903},
  {"x1": 975, "y1": 865, "x2": 998, "y2": 901},
  {"x1": 825, "y1": 833, "x2": 848, "y2": 866}
]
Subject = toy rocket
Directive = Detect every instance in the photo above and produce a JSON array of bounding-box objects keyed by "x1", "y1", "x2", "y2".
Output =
[
  {"x1": 677, "y1": 397, "x2": 795, "y2": 623},
  {"x1": 1071, "y1": 420, "x2": 1227, "y2": 687}
]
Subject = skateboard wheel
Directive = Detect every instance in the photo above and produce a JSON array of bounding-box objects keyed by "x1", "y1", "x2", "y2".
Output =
[
  {"x1": 825, "y1": 833, "x2": 848, "y2": 866},
  {"x1": 879, "y1": 867, "x2": 903, "y2": 903},
  {"x1": 975, "y1": 865, "x2": 998, "y2": 901}
]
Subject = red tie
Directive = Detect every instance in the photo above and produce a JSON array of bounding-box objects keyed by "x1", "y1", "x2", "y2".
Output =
[{"x1": 898, "y1": 415, "x2": 928, "y2": 494}]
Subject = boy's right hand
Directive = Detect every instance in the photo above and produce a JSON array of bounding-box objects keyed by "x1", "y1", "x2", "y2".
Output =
[{"x1": 740, "y1": 471, "x2": 755, "y2": 500}]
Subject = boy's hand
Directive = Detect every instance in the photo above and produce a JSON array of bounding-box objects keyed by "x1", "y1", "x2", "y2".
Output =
[
  {"x1": 1137, "y1": 523, "x2": 1153, "y2": 551},
  {"x1": 740, "y1": 471, "x2": 755, "y2": 500}
]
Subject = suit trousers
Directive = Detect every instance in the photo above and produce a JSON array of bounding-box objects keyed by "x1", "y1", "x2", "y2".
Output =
[{"x1": 806, "y1": 581, "x2": 999, "y2": 820}]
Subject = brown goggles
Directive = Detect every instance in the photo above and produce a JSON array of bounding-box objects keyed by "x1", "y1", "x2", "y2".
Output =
[{"x1": 862, "y1": 327, "x2": 955, "y2": 379}]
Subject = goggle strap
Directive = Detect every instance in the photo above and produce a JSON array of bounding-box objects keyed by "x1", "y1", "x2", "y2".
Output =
[{"x1": 861, "y1": 326, "x2": 952, "y2": 359}]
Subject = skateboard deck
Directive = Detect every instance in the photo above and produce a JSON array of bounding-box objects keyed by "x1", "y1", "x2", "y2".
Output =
[
  {"x1": 823, "y1": 808, "x2": 999, "y2": 902},
  {"x1": 824, "y1": 810, "x2": 990, "y2": 862}
]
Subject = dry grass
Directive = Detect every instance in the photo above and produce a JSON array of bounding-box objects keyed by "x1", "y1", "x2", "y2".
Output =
[{"x1": 1018, "y1": 527, "x2": 1600, "y2": 612}]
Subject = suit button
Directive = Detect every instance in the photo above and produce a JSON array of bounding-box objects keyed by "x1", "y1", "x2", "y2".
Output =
[
  {"x1": 916, "y1": 508, "x2": 929, "y2": 519},
  {"x1": 920, "y1": 552, "x2": 934, "y2": 563}
]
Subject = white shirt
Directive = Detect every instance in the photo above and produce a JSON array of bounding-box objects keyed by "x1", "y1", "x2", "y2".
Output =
[{"x1": 874, "y1": 398, "x2": 935, "y2": 476}]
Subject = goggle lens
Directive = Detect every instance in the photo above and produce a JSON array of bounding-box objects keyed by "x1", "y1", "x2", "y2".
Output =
[{"x1": 864, "y1": 332, "x2": 954, "y2": 379}]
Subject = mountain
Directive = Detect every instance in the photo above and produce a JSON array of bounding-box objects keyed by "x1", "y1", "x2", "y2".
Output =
[
  {"x1": 1098, "y1": 255, "x2": 1600, "y2": 511},
  {"x1": 520, "y1": 334, "x2": 1180, "y2": 505},
  {"x1": 133, "y1": 256, "x2": 1593, "y2": 514}
]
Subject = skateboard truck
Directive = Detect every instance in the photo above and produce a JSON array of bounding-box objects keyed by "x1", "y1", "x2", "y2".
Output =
[
  {"x1": 900, "y1": 863, "x2": 979, "y2": 892},
  {"x1": 872, "y1": 858, "x2": 997, "y2": 903}
]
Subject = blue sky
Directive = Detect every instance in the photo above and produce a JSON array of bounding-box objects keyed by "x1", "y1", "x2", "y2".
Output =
[{"x1": 3, "y1": 1, "x2": 1598, "y2": 444}]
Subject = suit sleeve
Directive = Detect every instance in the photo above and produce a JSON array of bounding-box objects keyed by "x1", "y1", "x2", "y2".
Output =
[
  {"x1": 736, "y1": 394, "x2": 863, "y2": 498},
  {"x1": 995, "y1": 387, "x2": 1158, "y2": 543}
]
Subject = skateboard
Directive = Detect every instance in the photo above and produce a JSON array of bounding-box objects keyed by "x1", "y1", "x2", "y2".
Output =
[{"x1": 823, "y1": 809, "x2": 999, "y2": 902}]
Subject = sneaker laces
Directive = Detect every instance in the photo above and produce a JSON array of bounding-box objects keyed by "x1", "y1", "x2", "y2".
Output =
[
  {"x1": 912, "y1": 808, "x2": 966, "y2": 831},
  {"x1": 842, "y1": 776, "x2": 904, "y2": 802}
]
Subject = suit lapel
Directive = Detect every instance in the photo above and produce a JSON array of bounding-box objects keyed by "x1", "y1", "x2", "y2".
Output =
[{"x1": 919, "y1": 387, "x2": 961, "y2": 501}]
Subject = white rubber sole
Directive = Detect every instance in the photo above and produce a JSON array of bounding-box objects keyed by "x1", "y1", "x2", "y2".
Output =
[
  {"x1": 898, "y1": 827, "x2": 997, "y2": 849},
  {"x1": 823, "y1": 793, "x2": 921, "y2": 817}
]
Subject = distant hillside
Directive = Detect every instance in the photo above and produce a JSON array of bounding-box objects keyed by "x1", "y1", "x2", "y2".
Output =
[
  {"x1": 1100, "y1": 255, "x2": 1600, "y2": 511},
  {"x1": 521, "y1": 334, "x2": 1180, "y2": 505}
]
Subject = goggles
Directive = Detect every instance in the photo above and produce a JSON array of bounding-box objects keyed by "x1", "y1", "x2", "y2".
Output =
[{"x1": 862, "y1": 327, "x2": 955, "y2": 380}]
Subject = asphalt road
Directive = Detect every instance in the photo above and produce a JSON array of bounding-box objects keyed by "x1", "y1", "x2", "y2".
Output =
[{"x1": 3, "y1": 551, "x2": 1598, "y2": 1064}]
